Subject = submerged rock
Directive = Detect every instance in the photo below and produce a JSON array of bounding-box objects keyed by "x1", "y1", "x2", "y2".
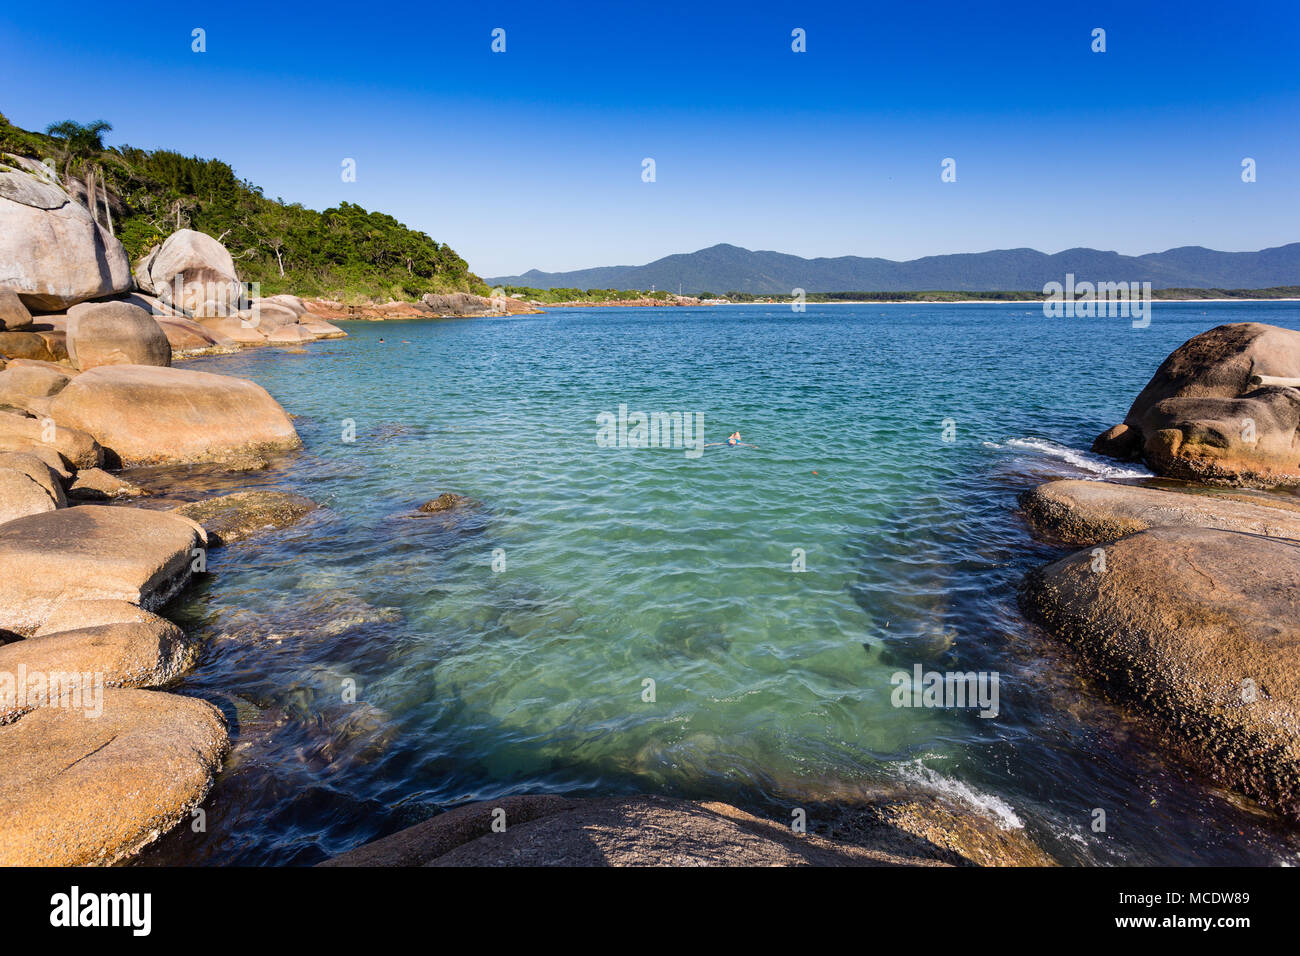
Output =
[
  {"x1": 1020, "y1": 479, "x2": 1300, "y2": 545},
  {"x1": 0, "y1": 688, "x2": 227, "y2": 865},
  {"x1": 1021, "y1": 526, "x2": 1300, "y2": 820},
  {"x1": 48, "y1": 364, "x2": 300, "y2": 467},
  {"x1": 417, "y1": 492, "x2": 478, "y2": 514},
  {"x1": 1093, "y1": 323, "x2": 1300, "y2": 487},
  {"x1": 172, "y1": 490, "x2": 318, "y2": 546},
  {"x1": 0, "y1": 505, "x2": 205, "y2": 634}
]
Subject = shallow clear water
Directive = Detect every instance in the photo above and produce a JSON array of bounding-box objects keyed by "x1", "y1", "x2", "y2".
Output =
[{"x1": 137, "y1": 301, "x2": 1300, "y2": 866}]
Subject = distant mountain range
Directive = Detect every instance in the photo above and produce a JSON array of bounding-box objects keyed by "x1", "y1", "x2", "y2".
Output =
[{"x1": 488, "y1": 242, "x2": 1300, "y2": 294}]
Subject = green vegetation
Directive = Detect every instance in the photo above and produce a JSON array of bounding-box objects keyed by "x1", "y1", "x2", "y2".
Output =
[{"x1": 1, "y1": 113, "x2": 484, "y2": 302}]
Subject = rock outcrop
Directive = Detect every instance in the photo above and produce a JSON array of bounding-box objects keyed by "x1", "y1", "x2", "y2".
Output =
[
  {"x1": 0, "y1": 688, "x2": 227, "y2": 865},
  {"x1": 0, "y1": 505, "x2": 205, "y2": 633},
  {"x1": 1093, "y1": 323, "x2": 1300, "y2": 487},
  {"x1": 0, "y1": 409, "x2": 101, "y2": 470},
  {"x1": 65, "y1": 300, "x2": 171, "y2": 370},
  {"x1": 48, "y1": 364, "x2": 300, "y2": 466},
  {"x1": 1020, "y1": 479, "x2": 1300, "y2": 545},
  {"x1": 0, "y1": 288, "x2": 32, "y2": 330},
  {"x1": 1021, "y1": 526, "x2": 1300, "y2": 820},
  {"x1": 140, "y1": 229, "x2": 241, "y2": 317},
  {"x1": 0, "y1": 156, "x2": 131, "y2": 310},
  {"x1": 0, "y1": 612, "x2": 196, "y2": 722}
]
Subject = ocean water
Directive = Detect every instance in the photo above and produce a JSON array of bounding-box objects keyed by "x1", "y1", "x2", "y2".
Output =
[{"x1": 136, "y1": 301, "x2": 1300, "y2": 866}]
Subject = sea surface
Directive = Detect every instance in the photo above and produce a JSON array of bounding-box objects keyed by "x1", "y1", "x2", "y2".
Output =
[{"x1": 136, "y1": 301, "x2": 1300, "y2": 866}]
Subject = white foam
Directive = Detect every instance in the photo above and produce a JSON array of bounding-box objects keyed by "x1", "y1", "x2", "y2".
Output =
[
  {"x1": 896, "y1": 759, "x2": 1024, "y2": 830},
  {"x1": 985, "y1": 437, "x2": 1152, "y2": 480}
]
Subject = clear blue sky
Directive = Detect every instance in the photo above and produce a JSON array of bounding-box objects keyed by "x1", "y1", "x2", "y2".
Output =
[{"x1": 4, "y1": 0, "x2": 1298, "y2": 278}]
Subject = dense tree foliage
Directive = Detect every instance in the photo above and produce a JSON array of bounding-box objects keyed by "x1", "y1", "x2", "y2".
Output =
[{"x1": 1, "y1": 114, "x2": 483, "y2": 300}]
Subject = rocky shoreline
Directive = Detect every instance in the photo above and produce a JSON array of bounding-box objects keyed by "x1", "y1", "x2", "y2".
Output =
[{"x1": 1018, "y1": 322, "x2": 1300, "y2": 825}]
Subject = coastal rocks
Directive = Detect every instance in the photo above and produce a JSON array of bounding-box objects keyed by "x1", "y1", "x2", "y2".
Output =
[
  {"x1": 0, "y1": 288, "x2": 32, "y2": 330},
  {"x1": 0, "y1": 409, "x2": 102, "y2": 469},
  {"x1": 33, "y1": 598, "x2": 161, "y2": 636},
  {"x1": 0, "y1": 363, "x2": 72, "y2": 415},
  {"x1": 0, "y1": 688, "x2": 227, "y2": 866},
  {"x1": 1020, "y1": 479, "x2": 1300, "y2": 545},
  {"x1": 420, "y1": 292, "x2": 500, "y2": 317},
  {"x1": 65, "y1": 300, "x2": 172, "y2": 370},
  {"x1": 173, "y1": 490, "x2": 318, "y2": 546},
  {"x1": 0, "y1": 505, "x2": 205, "y2": 633},
  {"x1": 197, "y1": 316, "x2": 268, "y2": 346},
  {"x1": 0, "y1": 330, "x2": 64, "y2": 363},
  {"x1": 0, "y1": 451, "x2": 66, "y2": 506},
  {"x1": 245, "y1": 301, "x2": 299, "y2": 331},
  {"x1": 0, "y1": 157, "x2": 132, "y2": 310},
  {"x1": 265, "y1": 324, "x2": 315, "y2": 345},
  {"x1": 326, "y1": 795, "x2": 951, "y2": 867},
  {"x1": 1093, "y1": 323, "x2": 1300, "y2": 487},
  {"x1": 156, "y1": 316, "x2": 234, "y2": 354},
  {"x1": 67, "y1": 466, "x2": 146, "y2": 501},
  {"x1": 1021, "y1": 526, "x2": 1300, "y2": 820},
  {"x1": 0, "y1": 464, "x2": 62, "y2": 525},
  {"x1": 48, "y1": 365, "x2": 300, "y2": 467},
  {"x1": 264, "y1": 294, "x2": 309, "y2": 314},
  {"x1": 297, "y1": 316, "x2": 347, "y2": 339},
  {"x1": 141, "y1": 229, "x2": 241, "y2": 315},
  {"x1": 0, "y1": 613, "x2": 196, "y2": 722}
]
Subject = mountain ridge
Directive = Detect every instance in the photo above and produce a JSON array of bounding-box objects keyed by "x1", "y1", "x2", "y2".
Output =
[{"x1": 489, "y1": 242, "x2": 1300, "y2": 294}]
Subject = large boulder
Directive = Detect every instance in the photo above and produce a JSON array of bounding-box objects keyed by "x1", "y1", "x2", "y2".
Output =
[
  {"x1": 0, "y1": 465, "x2": 61, "y2": 526},
  {"x1": 65, "y1": 300, "x2": 171, "y2": 370},
  {"x1": 0, "y1": 157, "x2": 132, "y2": 310},
  {"x1": 0, "y1": 612, "x2": 196, "y2": 722},
  {"x1": 0, "y1": 330, "x2": 64, "y2": 363},
  {"x1": 0, "y1": 409, "x2": 101, "y2": 469},
  {"x1": 1021, "y1": 526, "x2": 1300, "y2": 820},
  {"x1": 1093, "y1": 323, "x2": 1300, "y2": 487},
  {"x1": 0, "y1": 451, "x2": 65, "y2": 505},
  {"x1": 0, "y1": 362, "x2": 72, "y2": 414},
  {"x1": 48, "y1": 364, "x2": 300, "y2": 467},
  {"x1": 196, "y1": 315, "x2": 268, "y2": 346},
  {"x1": 420, "y1": 292, "x2": 498, "y2": 317},
  {"x1": 264, "y1": 293, "x2": 309, "y2": 314},
  {"x1": 1020, "y1": 479, "x2": 1300, "y2": 545},
  {"x1": 298, "y1": 315, "x2": 347, "y2": 339},
  {"x1": 0, "y1": 288, "x2": 32, "y2": 330},
  {"x1": 243, "y1": 301, "x2": 300, "y2": 331},
  {"x1": 0, "y1": 505, "x2": 205, "y2": 633},
  {"x1": 266, "y1": 323, "x2": 315, "y2": 345},
  {"x1": 145, "y1": 229, "x2": 241, "y2": 317},
  {"x1": 0, "y1": 688, "x2": 227, "y2": 865},
  {"x1": 156, "y1": 316, "x2": 233, "y2": 353}
]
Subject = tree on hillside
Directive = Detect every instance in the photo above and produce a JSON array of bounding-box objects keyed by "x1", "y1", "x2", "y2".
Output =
[{"x1": 44, "y1": 119, "x2": 115, "y2": 232}]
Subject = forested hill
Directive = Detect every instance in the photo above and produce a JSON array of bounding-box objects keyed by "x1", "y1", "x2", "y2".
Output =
[{"x1": 0, "y1": 114, "x2": 483, "y2": 301}]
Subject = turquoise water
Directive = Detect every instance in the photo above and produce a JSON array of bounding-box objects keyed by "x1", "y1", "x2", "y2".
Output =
[{"x1": 138, "y1": 302, "x2": 1300, "y2": 866}]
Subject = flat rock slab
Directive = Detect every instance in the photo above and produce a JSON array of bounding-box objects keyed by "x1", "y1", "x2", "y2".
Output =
[
  {"x1": 48, "y1": 364, "x2": 300, "y2": 467},
  {"x1": 326, "y1": 794, "x2": 967, "y2": 867},
  {"x1": 1021, "y1": 479, "x2": 1300, "y2": 545},
  {"x1": 0, "y1": 688, "x2": 227, "y2": 865},
  {"x1": 1021, "y1": 526, "x2": 1300, "y2": 820},
  {"x1": 172, "y1": 490, "x2": 318, "y2": 546},
  {"x1": 0, "y1": 612, "x2": 196, "y2": 722},
  {"x1": 0, "y1": 505, "x2": 205, "y2": 633}
]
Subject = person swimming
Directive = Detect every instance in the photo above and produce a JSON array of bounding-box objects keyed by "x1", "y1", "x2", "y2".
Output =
[
  {"x1": 727, "y1": 431, "x2": 741, "y2": 446},
  {"x1": 705, "y1": 431, "x2": 755, "y2": 449}
]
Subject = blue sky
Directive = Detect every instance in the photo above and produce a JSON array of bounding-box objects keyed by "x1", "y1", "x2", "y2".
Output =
[{"x1": 4, "y1": 0, "x2": 1298, "y2": 277}]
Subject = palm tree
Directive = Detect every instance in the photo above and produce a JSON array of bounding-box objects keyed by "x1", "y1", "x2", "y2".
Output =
[{"x1": 44, "y1": 119, "x2": 114, "y2": 231}]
